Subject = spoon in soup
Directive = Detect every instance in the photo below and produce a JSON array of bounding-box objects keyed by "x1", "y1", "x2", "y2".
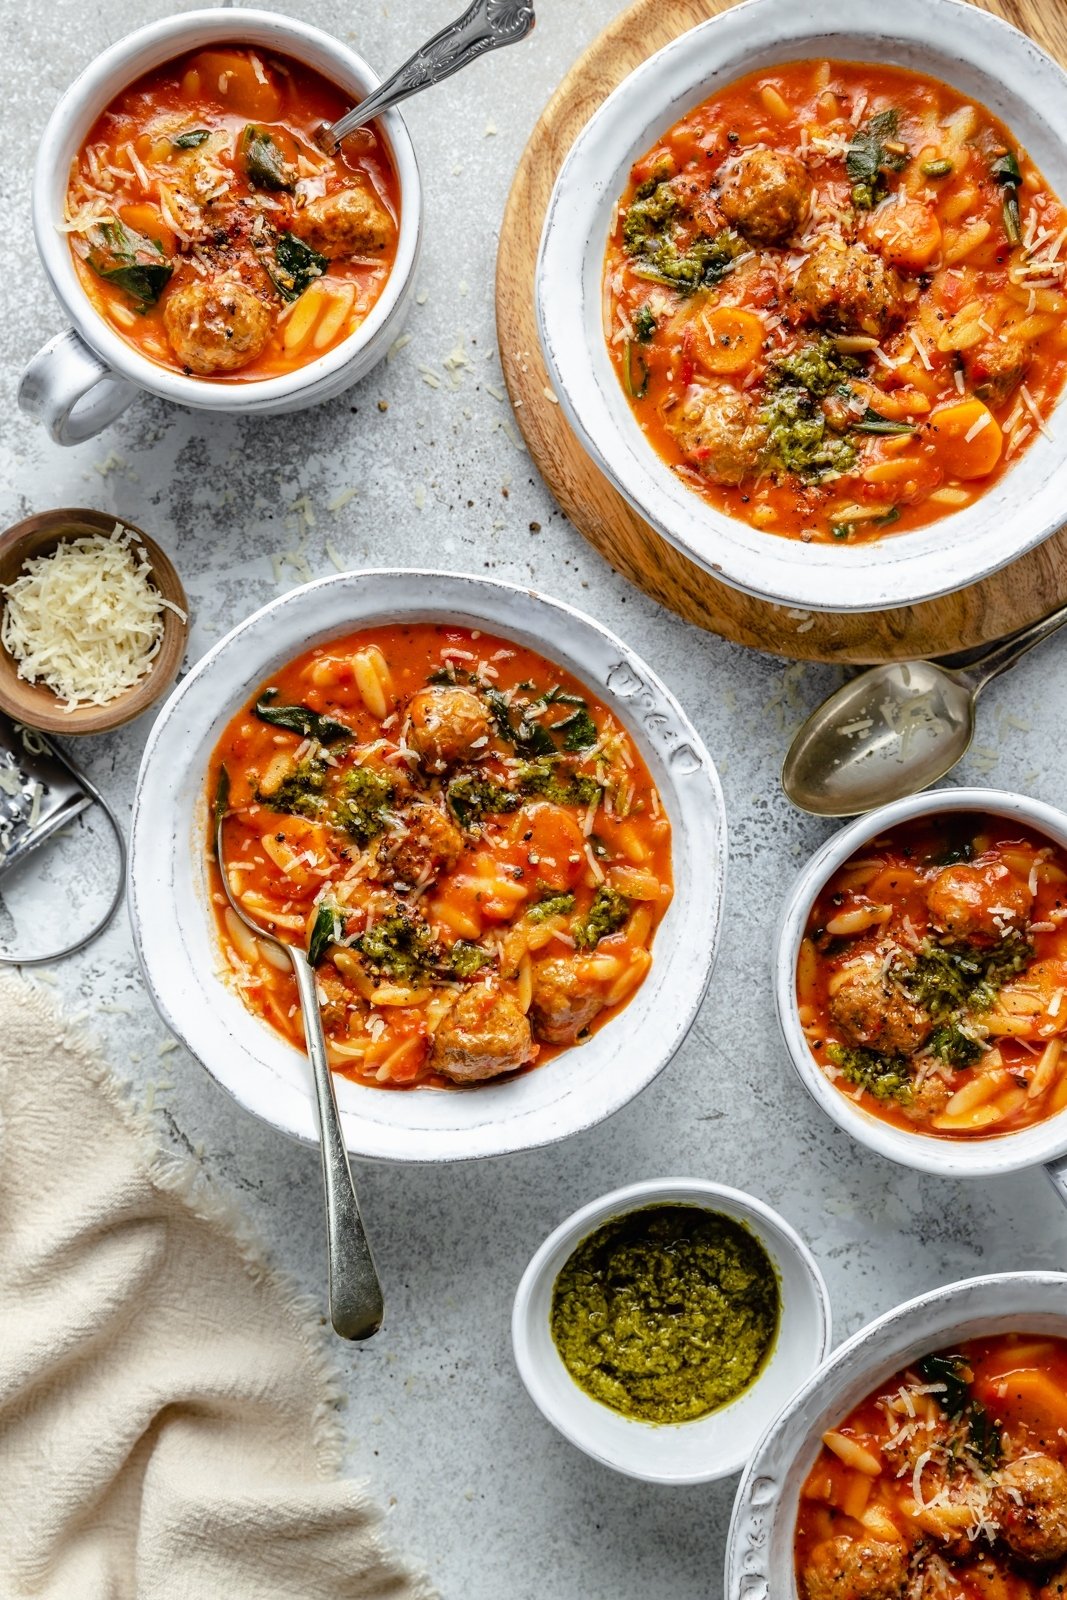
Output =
[
  {"x1": 214, "y1": 770, "x2": 384, "y2": 1340},
  {"x1": 782, "y1": 600, "x2": 1067, "y2": 817},
  {"x1": 318, "y1": 0, "x2": 535, "y2": 149}
]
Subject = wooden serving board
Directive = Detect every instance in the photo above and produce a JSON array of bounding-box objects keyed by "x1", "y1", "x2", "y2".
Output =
[{"x1": 495, "y1": 0, "x2": 1067, "y2": 663}]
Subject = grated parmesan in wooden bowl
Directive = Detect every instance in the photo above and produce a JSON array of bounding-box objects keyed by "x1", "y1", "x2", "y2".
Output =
[{"x1": 0, "y1": 510, "x2": 189, "y2": 735}]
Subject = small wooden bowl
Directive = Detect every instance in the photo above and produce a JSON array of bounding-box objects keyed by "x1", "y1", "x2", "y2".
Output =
[{"x1": 0, "y1": 509, "x2": 189, "y2": 735}]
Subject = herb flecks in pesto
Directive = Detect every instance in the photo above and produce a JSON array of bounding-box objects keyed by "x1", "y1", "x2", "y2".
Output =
[{"x1": 550, "y1": 1205, "x2": 780, "y2": 1425}]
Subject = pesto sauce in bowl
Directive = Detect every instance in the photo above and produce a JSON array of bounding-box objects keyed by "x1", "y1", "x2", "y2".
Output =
[{"x1": 549, "y1": 1204, "x2": 781, "y2": 1424}]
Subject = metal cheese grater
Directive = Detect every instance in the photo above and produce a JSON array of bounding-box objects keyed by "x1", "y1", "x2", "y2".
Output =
[{"x1": 0, "y1": 712, "x2": 125, "y2": 964}]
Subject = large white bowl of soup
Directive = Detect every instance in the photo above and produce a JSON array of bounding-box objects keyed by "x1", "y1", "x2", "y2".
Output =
[
  {"x1": 20, "y1": 9, "x2": 420, "y2": 444},
  {"x1": 537, "y1": 0, "x2": 1067, "y2": 612},
  {"x1": 129, "y1": 571, "x2": 726, "y2": 1163},
  {"x1": 775, "y1": 786, "x2": 1067, "y2": 1188},
  {"x1": 726, "y1": 1271, "x2": 1067, "y2": 1600}
]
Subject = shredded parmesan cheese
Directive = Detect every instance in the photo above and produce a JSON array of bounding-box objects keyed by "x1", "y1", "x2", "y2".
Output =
[{"x1": 0, "y1": 522, "x2": 185, "y2": 710}]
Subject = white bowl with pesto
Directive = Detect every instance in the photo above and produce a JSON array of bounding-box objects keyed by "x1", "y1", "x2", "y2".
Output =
[
  {"x1": 129, "y1": 571, "x2": 726, "y2": 1165},
  {"x1": 511, "y1": 1178, "x2": 832, "y2": 1484}
]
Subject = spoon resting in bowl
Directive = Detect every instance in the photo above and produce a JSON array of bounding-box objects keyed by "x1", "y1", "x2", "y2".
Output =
[
  {"x1": 319, "y1": 0, "x2": 535, "y2": 150},
  {"x1": 215, "y1": 769, "x2": 383, "y2": 1340},
  {"x1": 782, "y1": 600, "x2": 1067, "y2": 817}
]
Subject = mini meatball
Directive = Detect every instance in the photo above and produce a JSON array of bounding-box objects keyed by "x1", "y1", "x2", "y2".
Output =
[
  {"x1": 317, "y1": 972, "x2": 350, "y2": 1033},
  {"x1": 431, "y1": 985, "x2": 535, "y2": 1083},
  {"x1": 800, "y1": 1534, "x2": 910, "y2": 1600},
  {"x1": 293, "y1": 186, "x2": 395, "y2": 259},
  {"x1": 965, "y1": 333, "x2": 1032, "y2": 408},
  {"x1": 529, "y1": 956, "x2": 605, "y2": 1045},
  {"x1": 665, "y1": 381, "x2": 769, "y2": 486},
  {"x1": 406, "y1": 686, "x2": 492, "y2": 772},
  {"x1": 163, "y1": 278, "x2": 272, "y2": 374},
  {"x1": 1040, "y1": 1562, "x2": 1067, "y2": 1599},
  {"x1": 793, "y1": 240, "x2": 905, "y2": 337},
  {"x1": 926, "y1": 862, "x2": 1032, "y2": 945},
  {"x1": 718, "y1": 149, "x2": 812, "y2": 245},
  {"x1": 829, "y1": 953, "x2": 933, "y2": 1055},
  {"x1": 381, "y1": 800, "x2": 464, "y2": 888},
  {"x1": 993, "y1": 1455, "x2": 1067, "y2": 1564},
  {"x1": 900, "y1": 1073, "x2": 953, "y2": 1125}
]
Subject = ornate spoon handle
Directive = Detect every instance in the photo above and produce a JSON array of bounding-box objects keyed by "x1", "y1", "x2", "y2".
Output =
[{"x1": 321, "y1": 0, "x2": 535, "y2": 148}]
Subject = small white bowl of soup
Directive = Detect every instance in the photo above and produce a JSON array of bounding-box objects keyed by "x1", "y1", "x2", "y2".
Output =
[
  {"x1": 129, "y1": 570, "x2": 727, "y2": 1164},
  {"x1": 775, "y1": 787, "x2": 1067, "y2": 1192},
  {"x1": 20, "y1": 9, "x2": 420, "y2": 444},
  {"x1": 512, "y1": 1178, "x2": 831, "y2": 1485},
  {"x1": 538, "y1": 0, "x2": 1067, "y2": 612},
  {"x1": 727, "y1": 1270, "x2": 1067, "y2": 1600}
]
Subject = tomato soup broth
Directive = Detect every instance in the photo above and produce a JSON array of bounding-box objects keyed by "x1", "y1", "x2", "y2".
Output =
[
  {"x1": 604, "y1": 60, "x2": 1067, "y2": 544},
  {"x1": 795, "y1": 1334, "x2": 1067, "y2": 1599},
  {"x1": 64, "y1": 46, "x2": 400, "y2": 379},
  {"x1": 798, "y1": 814, "x2": 1067, "y2": 1139},
  {"x1": 209, "y1": 625, "x2": 672, "y2": 1090}
]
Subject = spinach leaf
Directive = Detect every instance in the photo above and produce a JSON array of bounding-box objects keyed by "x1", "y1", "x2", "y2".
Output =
[
  {"x1": 846, "y1": 109, "x2": 909, "y2": 208},
  {"x1": 484, "y1": 687, "x2": 556, "y2": 757},
  {"x1": 308, "y1": 903, "x2": 337, "y2": 967},
  {"x1": 84, "y1": 221, "x2": 172, "y2": 307},
  {"x1": 992, "y1": 149, "x2": 1022, "y2": 245},
  {"x1": 266, "y1": 232, "x2": 328, "y2": 302},
  {"x1": 916, "y1": 1353, "x2": 1002, "y2": 1472},
  {"x1": 173, "y1": 128, "x2": 211, "y2": 149},
  {"x1": 240, "y1": 125, "x2": 295, "y2": 192},
  {"x1": 854, "y1": 410, "x2": 916, "y2": 436},
  {"x1": 633, "y1": 304, "x2": 657, "y2": 342},
  {"x1": 254, "y1": 690, "x2": 351, "y2": 744}
]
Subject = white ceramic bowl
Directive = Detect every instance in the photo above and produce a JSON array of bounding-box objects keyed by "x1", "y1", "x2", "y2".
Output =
[
  {"x1": 775, "y1": 786, "x2": 1067, "y2": 1186},
  {"x1": 129, "y1": 570, "x2": 726, "y2": 1164},
  {"x1": 511, "y1": 1178, "x2": 831, "y2": 1484},
  {"x1": 726, "y1": 1270, "x2": 1067, "y2": 1600},
  {"x1": 19, "y1": 9, "x2": 421, "y2": 445},
  {"x1": 537, "y1": 0, "x2": 1067, "y2": 614}
]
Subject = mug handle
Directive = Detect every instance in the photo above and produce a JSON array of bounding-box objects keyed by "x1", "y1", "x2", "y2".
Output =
[
  {"x1": 18, "y1": 328, "x2": 138, "y2": 446},
  {"x1": 1045, "y1": 1154, "x2": 1067, "y2": 1211}
]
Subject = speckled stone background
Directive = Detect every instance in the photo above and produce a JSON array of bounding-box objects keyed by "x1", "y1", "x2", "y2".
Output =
[{"x1": 4, "y1": 2, "x2": 1067, "y2": 1596}]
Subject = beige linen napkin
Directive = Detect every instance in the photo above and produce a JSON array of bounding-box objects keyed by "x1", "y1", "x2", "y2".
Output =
[{"x1": 0, "y1": 973, "x2": 435, "y2": 1600}]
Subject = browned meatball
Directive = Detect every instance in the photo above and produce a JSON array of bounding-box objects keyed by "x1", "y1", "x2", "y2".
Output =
[
  {"x1": 829, "y1": 954, "x2": 932, "y2": 1055},
  {"x1": 318, "y1": 971, "x2": 350, "y2": 1032},
  {"x1": 793, "y1": 241, "x2": 905, "y2": 338},
  {"x1": 406, "y1": 686, "x2": 492, "y2": 772},
  {"x1": 927, "y1": 862, "x2": 1032, "y2": 944},
  {"x1": 431, "y1": 984, "x2": 535, "y2": 1083},
  {"x1": 900, "y1": 1073, "x2": 953, "y2": 1125},
  {"x1": 163, "y1": 278, "x2": 272, "y2": 374},
  {"x1": 380, "y1": 800, "x2": 464, "y2": 888},
  {"x1": 529, "y1": 956, "x2": 605, "y2": 1045},
  {"x1": 966, "y1": 332, "x2": 1032, "y2": 408},
  {"x1": 800, "y1": 1534, "x2": 910, "y2": 1600},
  {"x1": 665, "y1": 381, "x2": 769, "y2": 486},
  {"x1": 718, "y1": 148, "x2": 812, "y2": 244},
  {"x1": 293, "y1": 186, "x2": 395, "y2": 259},
  {"x1": 993, "y1": 1455, "x2": 1067, "y2": 1563},
  {"x1": 1040, "y1": 1562, "x2": 1067, "y2": 1599}
]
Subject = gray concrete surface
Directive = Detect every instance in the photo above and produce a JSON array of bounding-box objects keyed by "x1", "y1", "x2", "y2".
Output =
[{"x1": 3, "y1": 3, "x2": 1067, "y2": 1596}]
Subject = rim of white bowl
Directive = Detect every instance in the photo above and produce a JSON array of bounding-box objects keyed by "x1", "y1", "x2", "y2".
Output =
[
  {"x1": 33, "y1": 8, "x2": 422, "y2": 410},
  {"x1": 129, "y1": 570, "x2": 727, "y2": 1164},
  {"x1": 775, "y1": 786, "x2": 1067, "y2": 1177},
  {"x1": 536, "y1": 0, "x2": 1067, "y2": 613},
  {"x1": 727, "y1": 1270, "x2": 1067, "y2": 1600},
  {"x1": 511, "y1": 1177, "x2": 832, "y2": 1484}
]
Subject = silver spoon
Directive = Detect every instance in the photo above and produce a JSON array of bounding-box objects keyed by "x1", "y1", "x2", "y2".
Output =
[
  {"x1": 319, "y1": 0, "x2": 535, "y2": 150},
  {"x1": 782, "y1": 601, "x2": 1067, "y2": 817},
  {"x1": 215, "y1": 775, "x2": 383, "y2": 1340}
]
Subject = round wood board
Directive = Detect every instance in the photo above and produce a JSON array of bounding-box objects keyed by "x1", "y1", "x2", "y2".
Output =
[{"x1": 495, "y1": 0, "x2": 1067, "y2": 663}]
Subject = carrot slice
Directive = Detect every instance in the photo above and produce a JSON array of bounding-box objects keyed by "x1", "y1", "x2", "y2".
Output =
[
  {"x1": 926, "y1": 399, "x2": 1003, "y2": 479},
  {"x1": 691, "y1": 306, "x2": 764, "y2": 375},
  {"x1": 864, "y1": 201, "x2": 942, "y2": 271},
  {"x1": 118, "y1": 202, "x2": 177, "y2": 258},
  {"x1": 183, "y1": 50, "x2": 282, "y2": 121},
  {"x1": 972, "y1": 1367, "x2": 1067, "y2": 1446}
]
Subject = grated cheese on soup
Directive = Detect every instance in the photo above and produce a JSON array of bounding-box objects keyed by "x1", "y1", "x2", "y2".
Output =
[{"x1": 0, "y1": 523, "x2": 186, "y2": 710}]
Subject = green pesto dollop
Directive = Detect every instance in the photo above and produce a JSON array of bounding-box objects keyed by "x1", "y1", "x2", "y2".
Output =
[{"x1": 550, "y1": 1204, "x2": 780, "y2": 1425}]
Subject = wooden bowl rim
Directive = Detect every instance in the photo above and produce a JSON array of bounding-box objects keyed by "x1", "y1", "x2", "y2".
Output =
[{"x1": 0, "y1": 508, "x2": 189, "y2": 736}]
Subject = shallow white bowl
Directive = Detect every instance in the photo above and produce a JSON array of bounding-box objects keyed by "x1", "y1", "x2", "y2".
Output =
[
  {"x1": 20, "y1": 9, "x2": 421, "y2": 444},
  {"x1": 511, "y1": 1178, "x2": 831, "y2": 1484},
  {"x1": 726, "y1": 1270, "x2": 1067, "y2": 1599},
  {"x1": 537, "y1": 0, "x2": 1067, "y2": 614},
  {"x1": 129, "y1": 571, "x2": 726, "y2": 1164},
  {"x1": 775, "y1": 786, "x2": 1067, "y2": 1182}
]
